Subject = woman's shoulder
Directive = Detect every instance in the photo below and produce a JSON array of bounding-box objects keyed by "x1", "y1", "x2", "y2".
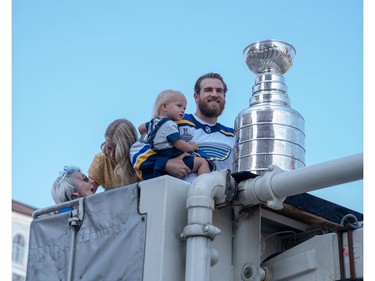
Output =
[
  {"x1": 89, "y1": 152, "x2": 111, "y2": 175},
  {"x1": 91, "y1": 152, "x2": 111, "y2": 163}
]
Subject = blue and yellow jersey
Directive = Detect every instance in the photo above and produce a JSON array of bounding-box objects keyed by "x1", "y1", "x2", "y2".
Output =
[{"x1": 130, "y1": 114, "x2": 234, "y2": 181}]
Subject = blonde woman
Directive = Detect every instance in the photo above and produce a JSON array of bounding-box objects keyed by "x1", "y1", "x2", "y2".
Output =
[{"x1": 89, "y1": 118, "x2": 138, "y2": 191}]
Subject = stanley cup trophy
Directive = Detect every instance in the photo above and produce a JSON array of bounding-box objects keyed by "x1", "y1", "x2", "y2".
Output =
[{"x1": 233, "y1": 40, "x2": 306, "y2": 175}]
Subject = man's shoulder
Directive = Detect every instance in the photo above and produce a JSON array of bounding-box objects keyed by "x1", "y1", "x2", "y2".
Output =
[
  {"x1": 177, "y1": 114, "x2": 196, "y2": 127},
  {"x1": 177, "y1": 113, "x2": 234, "y2": 135},
  {"x1": 216, "y1": 123, "x2": 234, "y2": 135}
]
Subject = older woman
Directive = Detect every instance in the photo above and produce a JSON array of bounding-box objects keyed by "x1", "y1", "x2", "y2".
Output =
[{"x1": 51, "y1": 165, "x2": 96, "y2": 212}]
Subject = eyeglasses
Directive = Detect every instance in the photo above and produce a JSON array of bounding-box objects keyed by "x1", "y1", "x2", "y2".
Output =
[
  {"x1": 82, "y1": 175, "x2": 89, "y2": 182},
  {"x1": 58, "y1": 165, "x2": 81, "y2": 184}
]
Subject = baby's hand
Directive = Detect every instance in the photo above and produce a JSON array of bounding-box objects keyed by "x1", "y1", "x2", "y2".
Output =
[{"x1": 189, "y1": 141, "x2": 199, "y2": 151}]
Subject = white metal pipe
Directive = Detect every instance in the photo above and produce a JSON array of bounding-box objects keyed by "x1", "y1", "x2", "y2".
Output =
[
  {"x1": 185, "y1": 237, "x2": 212, "y2": 281},
  {"x1": 183, "y1": 170, "x2": 228, "y2": 281},
  {"x1": 272, "y1": 153, "x2": 363, "y2": 198},
  {"x1": 238, "y1": 153, "x2": 363, "y2": 209},
  {"x1": 67, "y1": 226, "x2": 77, "y2": 281}
]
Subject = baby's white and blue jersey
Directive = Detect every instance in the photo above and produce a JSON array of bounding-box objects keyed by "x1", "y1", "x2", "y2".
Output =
[
  {"x1": 144, "y1": 117, "x2": 181, "y2": 151},
  {"x1": 130, "y1": 113, "x2": 235, "y2": 182}
]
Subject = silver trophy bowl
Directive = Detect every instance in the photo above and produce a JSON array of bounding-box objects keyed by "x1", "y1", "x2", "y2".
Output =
[
  {"x1": 234, "y1": 39, "x2": 305, "y2": 175},
  {"x1": 243, "y1": 39, "x2": 296, "y2": 75}
]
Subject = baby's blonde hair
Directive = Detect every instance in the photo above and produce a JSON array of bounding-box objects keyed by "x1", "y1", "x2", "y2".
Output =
[{"x1": 152, "y1": 89, "x2": 186, "y2": 118}]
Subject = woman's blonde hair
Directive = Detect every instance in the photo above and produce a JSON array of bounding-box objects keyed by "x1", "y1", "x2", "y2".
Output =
[
  {"x1": 101, "y1": 119, "x2": 138, "y2": 185},
  {"x1": 152, "y1": 89, "x2": 185, "y2": 118}
]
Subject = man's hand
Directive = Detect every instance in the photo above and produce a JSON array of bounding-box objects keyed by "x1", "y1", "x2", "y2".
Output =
[{"x1": 164, "y1": 152, "x2": 191, "y2": 178}]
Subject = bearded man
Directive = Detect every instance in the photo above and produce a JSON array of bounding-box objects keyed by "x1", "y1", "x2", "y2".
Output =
[{"x1": 130, "y1": 72, "x2": 234, "y2": 182}]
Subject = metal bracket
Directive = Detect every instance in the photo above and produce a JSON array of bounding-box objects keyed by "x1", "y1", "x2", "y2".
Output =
[
  {"x1": 68, "y1": 198, "x2": 85, "y2": 229},
  {"x1": 181, "y1": 223, "x2": 221, "y2": 241}
]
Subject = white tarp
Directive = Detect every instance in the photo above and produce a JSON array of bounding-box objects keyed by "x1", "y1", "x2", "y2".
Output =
[{"x1": 26, "y1": 184, "x2": 146, "y2": 281}]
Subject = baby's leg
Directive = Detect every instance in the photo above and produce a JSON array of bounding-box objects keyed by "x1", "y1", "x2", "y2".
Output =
[{"x1": 192, "y1": 157, "x2": 210, "y2": 175}]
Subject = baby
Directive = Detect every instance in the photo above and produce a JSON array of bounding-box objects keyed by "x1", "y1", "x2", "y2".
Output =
[{"x1": 139, "y1": 89, "x2": 210, "y2": 178}]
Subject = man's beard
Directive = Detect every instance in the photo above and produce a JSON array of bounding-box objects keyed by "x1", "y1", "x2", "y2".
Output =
[{"x1": 198, "y1": 98, "x2": 225, "y2": 118}]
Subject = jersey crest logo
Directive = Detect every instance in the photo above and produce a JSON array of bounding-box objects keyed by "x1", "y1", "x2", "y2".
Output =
[
  {"x1": 205, "y1": 126, "x2": 211, "y2": 133},
  {"x1": 180, "y1": 128, "x2": 193, "y2": 142},
  {"x1": 195, "y1": 143, "x2": 231, "y2": 161}
]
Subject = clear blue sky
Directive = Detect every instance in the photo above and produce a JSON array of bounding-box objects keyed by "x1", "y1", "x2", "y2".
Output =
[{"x1": 10, "y1": 0, "x2": 364, "y2": 215}]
